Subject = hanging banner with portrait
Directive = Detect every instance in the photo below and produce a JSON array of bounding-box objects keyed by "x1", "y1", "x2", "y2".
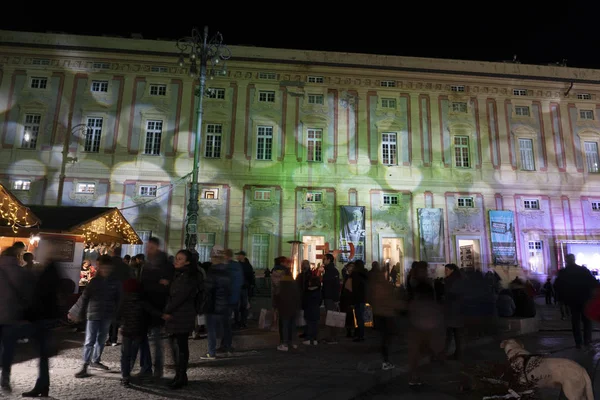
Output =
[
  {"x1": 418, "y1": 208, "x2": 445, "y2": 263},
  {"x1": 489, "y1": 210, "x2": 517, "y2": 265},
  {"x1": 339, "y1": 206, "x2": 365, "y2": 262}
]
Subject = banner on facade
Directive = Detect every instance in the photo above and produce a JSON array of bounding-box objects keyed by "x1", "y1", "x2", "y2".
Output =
[
  {"x1": 339, "y1": 206, "x2": 365, "y2": 262},
  {"x1": 418, "y1": 208, "x2": 445, "y2": 263},
  {"x1": 489, "y1": 210, "x2": 517, "y2": 265}
]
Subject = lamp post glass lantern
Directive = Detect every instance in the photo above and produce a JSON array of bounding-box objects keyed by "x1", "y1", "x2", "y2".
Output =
[{"x1": 177, "y1": 26, "x2": 231, "y2": 252}]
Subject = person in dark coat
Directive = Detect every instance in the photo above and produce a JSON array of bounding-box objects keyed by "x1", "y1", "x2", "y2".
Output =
[
  {"x1": 339, "y1": 263, "x2": 355, "y2": 338},
  {"x1": 107, "y1": 246, "x2": 132, "y2": 346},
  {"x1": 118, "y1": 278, "x2": 146, "y2": 387},
  {"x1": 202, "y1": 247, "x2": 232, "y2": 360},
  {"x1": 163, "y1": 250, "x2": 198, "y2": 389},
  {"x1": 274, "y1": 269, "x2": 301, "y2": 351},
  {"x1": 302, "y1": 276, "x2": 322, "y2": 346},
  {"x1": 297, "y1": 260, "x2": 312, "y2": 339},
  {"x1": 235, "y1": 250, "x2": 254, "y2": 329},
  {"x1": 555, "y1": 253, "x2": 598, "y2": 348},
  {"x1": 443, "y1": 264, "x2": 465, "y2": 360},
  {"x1": 321, "y1": 253, "x2": 341, "y2": 344},
  {"x1": 351, "y1": 260, "x2": 368, "y2": 342},
  {"x1": 68, "y1": 255, "x2": 121, "y2": 378},
  {"x1": 21, "y1": 260, "x2": 60, "y2": 398}
]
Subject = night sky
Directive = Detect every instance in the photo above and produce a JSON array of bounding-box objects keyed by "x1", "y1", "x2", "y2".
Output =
[{"x1": 4, "y1": 4, "x2": 600, "y2": 68}]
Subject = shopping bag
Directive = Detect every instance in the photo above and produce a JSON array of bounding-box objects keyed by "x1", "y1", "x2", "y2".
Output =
[
  {"x1": 325, "y1": 310, "x2": 346, "y2": 328},
  {"x1": 258, "y1": 308, "x2": 273, "y2": 330},
  {"x1": 296, "y1": 310, "x2": 306, "y2": 327},
  {"x1": 363, "y1": 304, "x2": 374, "y2": 328},
  {"x1": 196, "y1": 314, "x2": 206, "y2": 327}
]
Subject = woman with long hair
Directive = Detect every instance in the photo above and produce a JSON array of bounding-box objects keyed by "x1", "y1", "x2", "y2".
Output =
[{"x1": 162, "y1": 250, "x2": 198, "y2": 389}]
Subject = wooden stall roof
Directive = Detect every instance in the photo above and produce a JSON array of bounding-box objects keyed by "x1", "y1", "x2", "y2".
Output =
[
  {"x1": 26, "y1": 206, "x2": 142, "y2": 245},
  {"x1": 0, "y1": 183, "x2": 41, "y2": 234}
]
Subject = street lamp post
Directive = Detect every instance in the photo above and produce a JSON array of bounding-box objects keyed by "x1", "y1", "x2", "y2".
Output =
[
  {"x1": 176, "y1": 27, "x2": 231, "y2": 251},
  {"x1": 56, "y1": 123, "x2": 89, "y2": 206}
]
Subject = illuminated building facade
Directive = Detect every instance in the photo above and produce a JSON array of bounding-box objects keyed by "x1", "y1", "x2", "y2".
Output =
[{"x1": 2, "y1": 30, "x2": 600, "y2": 281}]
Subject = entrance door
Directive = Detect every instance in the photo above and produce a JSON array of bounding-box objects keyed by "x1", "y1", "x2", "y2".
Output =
[
  {"x1": 302, "y1": 235, "x2": 325, "y2": 270},
  {"x1": 457, "y1": 239, "x2": 481, "y2": 270},
  {"x1": 381, "y1": 237, "x2": 404, "y2": 286}
]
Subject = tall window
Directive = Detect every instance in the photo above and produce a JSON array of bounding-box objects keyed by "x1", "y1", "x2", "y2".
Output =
[
  {"x1": 585, "y1": 141, "x2": 600, "y2": 173},
  {"x1": 454, "y1": 136, "x2": 470, "y2": 168},
  {"x1": 85, "y1": 117, "x2": 103, "y2": 152},
  {"x1": 381, "y1": 132, "x2": 397, "y2": 165},
  {"x1": 144, "y1": 120, "x2": 163, "y2": 155},
  {"x1": 528, "y1": 241, "x2": 544, "y2": 273},
  {"x1": 256, "y1": 126, "x2": 273, "y2": 160},
  {"x1": 518, "y1": 138, "x2": 535, "y2": 171},
  {"x1": 251, "y1": 234, "x2": 270, "y2": 269},
  {"x1": 197, "y1": 233, "x2": 216, "y2": 263},
  {"x1": 21, "y1": 114, "x2": 41, "y2": 149},
  {"x1": 307, "y1": 129, "x2": 323, "y2": 162},
  {"x1": 205, "y1": 124, "x2": 222, "y2": 158}
]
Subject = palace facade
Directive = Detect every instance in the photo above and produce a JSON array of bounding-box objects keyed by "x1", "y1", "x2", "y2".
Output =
[{"x1": 2, "y1": 30, "x2": 600, "y2": 281}]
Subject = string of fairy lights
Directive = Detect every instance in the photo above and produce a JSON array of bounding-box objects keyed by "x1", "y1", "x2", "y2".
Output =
[{"x1": 0, "y1": 185, "x2": 39, "y2": 233}]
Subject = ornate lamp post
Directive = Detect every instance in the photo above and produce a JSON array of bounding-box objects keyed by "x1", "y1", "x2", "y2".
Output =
[
  {"x1": 56, "y1": 123, "x2": 90, "y2": 206},
  {"x1": 176, "y1": 27, "x2": 231, "y2": 251}
]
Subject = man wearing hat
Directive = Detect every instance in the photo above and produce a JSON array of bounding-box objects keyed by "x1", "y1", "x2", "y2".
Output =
[{"x1": 235, "y1": 251, "x2": 255, "y2": 329}]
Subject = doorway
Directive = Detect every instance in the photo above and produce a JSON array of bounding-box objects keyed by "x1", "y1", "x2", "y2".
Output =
[
  {"x1": 302, "y1": 235, "x2": 325, "y2": 270},
  {"x1": 381, "y1": 237, "x2": 404, "y2": 286},
  {"x1": 457, "y1": 239, "x2": 481, "y2": 270}
]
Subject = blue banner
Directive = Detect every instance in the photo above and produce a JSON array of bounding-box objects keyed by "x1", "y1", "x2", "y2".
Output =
[{"x1": 489, "y1": 210, "x2": 517, "y2": 265}]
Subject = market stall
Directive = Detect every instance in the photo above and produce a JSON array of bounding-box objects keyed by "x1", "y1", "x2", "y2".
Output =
[{"x1": 0, "y1": 182, "x2": 41, "y2": 252}]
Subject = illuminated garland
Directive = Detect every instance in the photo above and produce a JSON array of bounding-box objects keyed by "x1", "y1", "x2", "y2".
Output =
[
  {"x1": 0, "y1": 191, "x2": 37, "y2": 233},
  {"x1": 81, "y1": 210, "x2": 140, "y2": 244}
]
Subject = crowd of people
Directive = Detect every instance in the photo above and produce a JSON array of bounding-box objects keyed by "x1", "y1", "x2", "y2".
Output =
[{"x1": 1, "y1": 236, "x2": 598, "y2": 395}]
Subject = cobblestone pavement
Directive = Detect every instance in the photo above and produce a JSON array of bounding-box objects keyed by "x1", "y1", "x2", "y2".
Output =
[
  {"x1": 354, "y1": 300, "x2": 600, "y2": 400},
  {"x1": 2, "y1": 323, "x2": 410, "y2": 400}
]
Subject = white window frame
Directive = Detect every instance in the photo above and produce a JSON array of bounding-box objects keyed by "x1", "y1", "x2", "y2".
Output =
[
  {"x1": 13, "y1": 180, "x2": 31, "y2": 191},
  {"x1": 128, "y1": 230, "x2": 151, "y2": 256},
  {"x1": 306, "y1": 192, "x2": 322, "y2": 202},
  {"x1": 383, "y1": 194, "x2": 399, "y2": 205},
  {"x1": 251, "y1": 233, "x2": 270, "y2": 269},
  {"x1": 32, "y1": 58, "x2": 50, "y2": 66},
  {"x1": 457, "y1": 197, "x2": 474, "y2": 208},
  {"x1": 307, "y1": 94, "x2": 324, "y2": 105},
  {"x1": 254, "y1": 190, "x2": 271, "y2": 201},
  {"x1": 453, "y1": 135, "x2": 470, "y2": 168},
  {"x1": 77, "y1": 182, "x2": 96, "y2": 194},
  {"x1": 91, "y1": 80, "x2": 109, "y2": 93},
  {"x1": 21, "y1": 113, "x2": 42, "y2": 149},
  {"x1": 578, "y1": 93, "x2": 593, "y2": 100},
  {"x1": 258, "y1": 72, "x2": 277, "y2": 80},
  {"x1": 451, "y1": 102, "x2": 468, "y2": 113},
  {"x1": 591, "y1": 201, "x2": 600, "y2": 212},
  {"x1": 30, "y1": 77, "x2": 48, "y2": 89},
  {"x1": 451, "y1": 85, "x2": 465, "y2": 92},
  {"x1": 527, "y1": 240, "x2": 544, "y2": 273},
  {"x1": 513, "y1": 88, "x2": 528, "y2": 96},
  {"x1": 381, "y1": 98, "x2": 396, "y2": 108},
  {"x1": 149, "y1": 84, "x2": 167, "y2": 96},
  {"x1": 523, "y1": 199, "x2": 540, "y2": 210},
  {"x1": 515, "y1": 106, "x2": 530, "y2": 116},
  {"x1": 151, "y1": 66, "x2": 168, "y2": 73},
  {"x1": 258, "y1": 90, "x2": 276, "y2": 103},
  {"x1": 381, "y1": 132, "x2": 397, "y2": 166},
  {"x1": 205, "y1": 123, "x2": 223, "y2": 158},
  {"x1": 380, "y1": 80, "x2": 396, "y2": 87},
  {"x1": 584, "y1": 141, "x2": 600, "y2": 173},
  {"x1": 518, "y1": 138, "x2": 536, "y2": 171},
  {"x1": 306, "y1": 128, "x2": 323, "y2": 162},
  {"x1": 84, "y1": 117, "x2": 103, "y2": 153},
  {"x1": 144, "y1": 120, "x2": 163, "y2": 156},
  {"x1": 256, "y1": 125, "x2": 273, "y2": 160},
  {"x1": 92, "y1": 62, "x2": 110, "y2": 70},
  {"x1": 139, "y1": 185, "x2": 157, "y2": 197},
  {"x1": 202, "y1": 188, "x2": 219, "y2": 200},
  {"x1": 580, "y1": 109, "x2": 595, "y2": 120},
  {"x1": 307, "y1": 76, "x2": 324, "y2": 84},
  {"x1": 207, "y1": 88, "x2": 225, "y2": 100}
]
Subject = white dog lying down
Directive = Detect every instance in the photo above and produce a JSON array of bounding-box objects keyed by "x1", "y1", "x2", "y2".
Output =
[{"x1": 500, "y1": 339, "x2": 593, "y2": 400}]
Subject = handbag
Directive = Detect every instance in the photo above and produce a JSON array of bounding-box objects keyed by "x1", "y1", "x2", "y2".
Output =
[{"x1": 325, "y1": 309, "x2": 346, "y2": 328}]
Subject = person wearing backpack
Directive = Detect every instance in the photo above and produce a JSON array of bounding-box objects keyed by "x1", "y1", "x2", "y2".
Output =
[{"x1": 201, "y1": 246, "x2": 232, "y2": 360}]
